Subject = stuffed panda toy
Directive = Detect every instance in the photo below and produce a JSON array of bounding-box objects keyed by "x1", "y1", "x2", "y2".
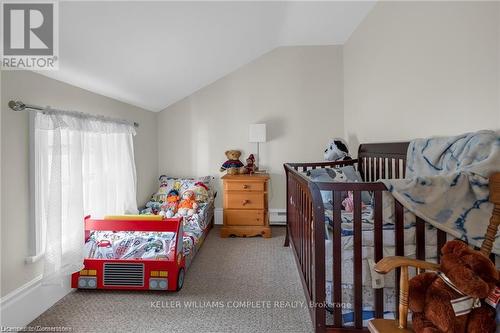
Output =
[{"x1": 324, "y1": 138, "x2": 351, "y2": 161}]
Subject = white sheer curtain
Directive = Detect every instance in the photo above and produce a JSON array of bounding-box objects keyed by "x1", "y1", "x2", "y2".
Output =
[{"x1": 35, "y1": 110, "x2": 138, "y2": 283}]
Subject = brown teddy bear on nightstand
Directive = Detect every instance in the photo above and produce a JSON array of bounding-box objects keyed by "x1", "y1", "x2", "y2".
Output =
[
  {"x1": 220, "y1": 150, "x2": 244, "y2": 175},
  {"x1": 409, "y1": 240, "x2": 498, "y2": 333}
]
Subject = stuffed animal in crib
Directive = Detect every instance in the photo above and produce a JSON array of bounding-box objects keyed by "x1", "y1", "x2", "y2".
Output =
[
  {"x1": 408, "y1": 240, "x2": 498, "y2": 333},
  {"x1": 240, "y1": 154, "x2": 257, "y2": 174},
  {"x1": 220, "y1": 150, "x2": 244, "y2": 175},
  {"x1": 177, "y1": 190, "x2": 198, "y2": 217},
  {"x1": 324, "y1": 138, "x2": 351, "y2": 161},
  {"x1": 341, "y1": 191, "x2": 365, "y2": 212},
  {"x1": 159, "y1": 189, "x2": 180, "y2": 218}
]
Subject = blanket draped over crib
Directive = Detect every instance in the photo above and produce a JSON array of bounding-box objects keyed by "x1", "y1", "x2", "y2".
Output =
[{"x1": 381, "y1": 130, "x2": 500, "y2": 254}]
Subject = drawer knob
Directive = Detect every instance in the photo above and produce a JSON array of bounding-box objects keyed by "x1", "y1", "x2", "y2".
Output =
[
  {"x1": 242, "y1": 200, "x2": 250, "y2": 205},
  {"x1": 243, "y1": 184, "x2": 249, "y2": 189}
]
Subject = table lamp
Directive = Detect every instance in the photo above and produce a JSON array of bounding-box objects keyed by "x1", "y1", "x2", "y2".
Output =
[{"x1": 249, "y1": 123, "x2": 266, "y2": 170}]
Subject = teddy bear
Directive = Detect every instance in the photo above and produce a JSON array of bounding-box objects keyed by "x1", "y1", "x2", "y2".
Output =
[
  {"x1": 408, "y1": 240, "x2": 498, "y2": 333},
  {"x1": 220, "y1": 150, "x2": 244, "y2": 175},
  {"x1": 240, "y1": 154, "x2": 257, "y2": 174},
  {"x1": 177, "y1": 190, "x2": 199, "y2": 217},
  {"x1": 324, "y1": 138, "x2": 351, "y2": 161},
  {"x1": 159, "y1": 189, "x2": 180, "y2": 218}
]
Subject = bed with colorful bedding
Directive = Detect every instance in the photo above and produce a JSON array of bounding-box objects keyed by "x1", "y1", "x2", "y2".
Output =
[
  {"x1": 139, "y1": 175, "x2": 216, "y2": 268},
  {"x1": 71, "y1": 175, "x2": 215, "y2": 292}
]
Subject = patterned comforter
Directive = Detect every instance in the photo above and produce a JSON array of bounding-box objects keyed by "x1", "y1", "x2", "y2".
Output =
[{"x1": 84, "y1": 201, "x2": 213, "y2": 261}]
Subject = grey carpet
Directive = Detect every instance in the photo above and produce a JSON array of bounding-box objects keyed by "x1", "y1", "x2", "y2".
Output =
[{"x1": 28, "y1": 226, "x2": 313, "y2": 333}]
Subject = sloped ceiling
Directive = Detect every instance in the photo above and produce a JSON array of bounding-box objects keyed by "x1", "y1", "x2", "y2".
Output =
[{"x1": 40, "y1": 1, "x2": 376, "y2": 111}]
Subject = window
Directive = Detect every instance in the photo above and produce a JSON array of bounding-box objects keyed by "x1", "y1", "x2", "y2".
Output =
[{"x1": 28, "y1": 110, "x2": 138, "y2": 281}]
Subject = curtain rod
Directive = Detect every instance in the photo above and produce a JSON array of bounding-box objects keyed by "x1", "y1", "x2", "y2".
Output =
[{"x1": 8, "y1": 100, "x2": 139, "y2": 128}]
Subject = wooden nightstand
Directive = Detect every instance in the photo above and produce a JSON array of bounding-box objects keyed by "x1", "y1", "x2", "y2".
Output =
[{"x1": 220, "y1": 173, "x2": 271, "y2": 238}]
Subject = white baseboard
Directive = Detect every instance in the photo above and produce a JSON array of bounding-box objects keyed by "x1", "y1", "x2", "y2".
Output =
[
  {"x1": 214, "y1": 208, "x2": 286, "y2": 226},
  {"x1": 0, "y1": 275, "x2": 73, "y2": 328}
]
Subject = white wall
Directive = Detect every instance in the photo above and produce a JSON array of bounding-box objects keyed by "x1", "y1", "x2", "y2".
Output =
[
  {"x1": 1, "y1": 70, "x2": 158, "y2": 299},
  {"x1": 344, "y1": 1, "x2": 500, "y2": 150},
  {"x1": 158, "y1": 46, "x2": 344, "y2": 209}
]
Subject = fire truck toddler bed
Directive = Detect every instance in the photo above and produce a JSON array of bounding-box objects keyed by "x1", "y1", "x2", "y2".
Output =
[
  {"x1": 71, "y1": 215, "x2": 187, "y2": 291},
  {"x1": 72, "y1": 174, "x2": 216, "y2": 292}
]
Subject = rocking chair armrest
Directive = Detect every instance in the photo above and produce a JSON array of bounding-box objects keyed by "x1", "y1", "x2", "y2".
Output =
[{"x1": 374, "y1": 256, "x2": 440, "y2": 274}]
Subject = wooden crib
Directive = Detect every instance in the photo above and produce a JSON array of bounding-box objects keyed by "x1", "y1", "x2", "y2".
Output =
[{"x1": 283, "y1": 142, "x2": 500, "y2": 333}]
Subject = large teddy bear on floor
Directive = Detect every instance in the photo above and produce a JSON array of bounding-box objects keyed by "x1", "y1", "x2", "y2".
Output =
[{"x1": 409, "y1": 240, "x2": 498, "y2": 333}]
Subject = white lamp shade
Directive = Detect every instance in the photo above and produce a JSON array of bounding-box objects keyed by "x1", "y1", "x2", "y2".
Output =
[{"x1": 249, "y1": 123, "x2": 266, "y2": 143}]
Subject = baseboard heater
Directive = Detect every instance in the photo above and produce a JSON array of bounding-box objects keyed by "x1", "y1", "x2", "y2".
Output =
[{"x1": 269, "y1": 209, "x2": 286, "y2": 225}]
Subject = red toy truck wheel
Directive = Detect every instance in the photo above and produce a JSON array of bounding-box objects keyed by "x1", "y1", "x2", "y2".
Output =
[{"x1": 176, "y1": 268, "x2": 185, "y2": 291}]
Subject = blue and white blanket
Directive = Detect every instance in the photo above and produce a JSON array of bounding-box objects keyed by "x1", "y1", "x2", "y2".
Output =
[{"x1": 381, "y1": 130, "x2": 500, "y2": 254}]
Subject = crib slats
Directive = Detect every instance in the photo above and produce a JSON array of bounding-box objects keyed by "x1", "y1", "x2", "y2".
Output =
[
  {"x1": 308, "y1": 200, "x2": 313, "y2": 295},
  {"x1": 333, "y1": 191, "x2": 343, "y2": 327},
  {"x1": 371, "y1": 158, "x2": 376, "y2": 182},
  {"x1": 353, "y1": 191, "x2": 363, "y2": 329},
  {"x1": 300, "y1": 189, "x2": 304, "y2": 274},
  {"x1": 416, "y1": 217, "x2": 426, "y2": 262},
  {"x1": 381, "y1": 158, "x2": 386, "y2": 179},
  {"x1": 299, "y1": 189, "x2": 303, "y2": 275},
  {"x1": 303, "y1": 193, "x2": 308, "y2": 284},
  {"x1": 437, "y1": 229, "x2": 447, "y2": 262},
  {"x1": 373, "y1": 191, "x2": 384, "y2": 318},
  {"x1": 365, "y1": 158, "x2": 370, "y2": 181},
  {"x1": 304, "y1": 197, "x2": 312, "y2": 296},
  {"x1": 387, "y1": 158, "x2": 392, "y2": 178},
  {"x1": 394, "y1": 200, "x2": 405, "y2": 317}
]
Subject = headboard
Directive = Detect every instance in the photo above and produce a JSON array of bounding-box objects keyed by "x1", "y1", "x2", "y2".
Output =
[{"x1": 357, "y1": 142, "x2": 409, "y2": 182}]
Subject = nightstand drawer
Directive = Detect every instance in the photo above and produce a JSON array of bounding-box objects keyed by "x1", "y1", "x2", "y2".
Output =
[
  {"x1": 225, "y1": 192, "x2": 264, "y2": 209},
  {"x1": 224, "y1": 181, "x2": 264, "y2": 192},
  {"x1": 224, "y1": 210, "x2": 265, "y2": 226}
]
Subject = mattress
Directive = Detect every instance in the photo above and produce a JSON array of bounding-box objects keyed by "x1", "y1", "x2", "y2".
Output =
[
  {"x1": 84, "y1": 200, "x2": 213, "y2": 262},
  {"x1": 182, "y1": 201, "x2": 213, "y2": 267},
  {"x1": 84, "y1": 231, "x2": 177, "y2": 260}
]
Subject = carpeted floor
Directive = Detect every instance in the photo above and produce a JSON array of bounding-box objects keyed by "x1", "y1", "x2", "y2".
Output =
[{"x1": 28, "y1": 226, "x2": 313, "y2": 332}]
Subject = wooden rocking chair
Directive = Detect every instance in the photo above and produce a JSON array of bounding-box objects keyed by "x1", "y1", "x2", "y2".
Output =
[{"x1": 368, "y1": 173, "x2": 500, "y2": 333}]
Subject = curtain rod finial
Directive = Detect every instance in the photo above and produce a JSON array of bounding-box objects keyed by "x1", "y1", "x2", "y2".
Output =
[{"x1": 8, "y1": 100, "x2": 26, "y2": 111}]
